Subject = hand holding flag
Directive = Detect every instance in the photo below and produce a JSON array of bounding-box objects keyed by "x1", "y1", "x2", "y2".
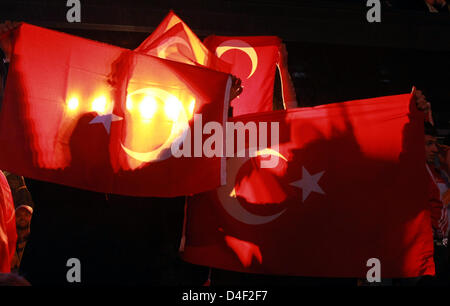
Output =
[{"x1": 0, "y1": 21, "x2": 20, "y2": 62}]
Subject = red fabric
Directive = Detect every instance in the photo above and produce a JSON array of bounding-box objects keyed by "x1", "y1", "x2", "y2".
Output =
[
  {"x1": 0, "y1": 171, "x2": 16, "y2": 273},
  {"x1": 136, "y1": 11, "x2": 230, "y2": 73},
  {"x1": 277, "y1": 62, "x2": 297, "y2": 109},
  {"x1": 204, "y1": 35, "x2": 281, "y2": 116},
  {"x1": 182, "y1": 94, "x2": 435, "y2": 278},
  {"x1": 0, "y1": 23, "x2": 231, "y2": 197}
]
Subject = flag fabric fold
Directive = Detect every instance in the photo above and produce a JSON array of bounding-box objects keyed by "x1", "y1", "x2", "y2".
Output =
[
  {"x1": 136, "y1": 11, "x2": 231, "y2": 74},
  {"x1": 181, "y1": 93, "x2": 435, "y2": 278},
  {"x1": 204, "y1": 35, "x2": 295, "y2": 116},
  {"x1": 138, "y1": 14, "x2": 297, "y2": 116},
  {"x1": 0, "y1": 23, "x2": 231, "y2": 197},
  {"x1": 0, "y1": 171, "x2": 16, "y2": 273}
]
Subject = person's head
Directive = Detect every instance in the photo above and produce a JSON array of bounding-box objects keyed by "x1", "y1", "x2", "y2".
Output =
[
  {"x1": 424, "y1": 122, "x2": 439, "y2": 164},
  {"x1": 15, "y1": 205, "x2": 32, "y2": 229},
  {"x1": 0, "y1": 273, "x2": 31, "y2": 286},
  {"x1": 425, "y1": 0, "x2": 447, "y2": 7}
]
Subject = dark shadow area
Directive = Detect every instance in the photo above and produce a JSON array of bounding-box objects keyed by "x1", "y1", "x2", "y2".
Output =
[{"x1": 19, "y1": 178, "x2": 208, "y2": 286}]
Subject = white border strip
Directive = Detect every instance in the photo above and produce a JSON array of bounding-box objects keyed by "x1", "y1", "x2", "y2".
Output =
[
  {"x1": 178, "y1": 196, "x2": 188, "y2": 253},
  {"x1": 221, "y1": 76, "x2": 232, "y2": 186},
  {"x1": 276, "y1": 63, "x2": 287, "y2": 110}
]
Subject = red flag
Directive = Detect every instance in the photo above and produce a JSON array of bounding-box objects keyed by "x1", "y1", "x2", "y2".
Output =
[
  {"x1": 181, "y1": 94, "x2": 435, "y2": 278},
  {"x1": 204, "y1": 35, "x2": 284, "y2": 116},
  {"x1": 136, "y1": 11, "x2": 230, "y2": 73},
  {"x1": 0, "y1": 23, "x2": 232, "y2": 197},
  {"x1": 277, "y1": 44, "x2": 298, "y2": 109},
  {"x1": 0, "y1": 171, "x2": 16, "y2": 273}
]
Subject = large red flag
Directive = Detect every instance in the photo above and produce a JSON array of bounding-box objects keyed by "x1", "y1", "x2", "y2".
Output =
[
  {"x1": 181, "y1": 93, "x2": 435, "y2": 278},
  {"x1": 0, "y1": 23, "x2": 232, "y2": 197},
  {"x1": 136, "y1": 11, "x2": 230, "y2": 73},
  {"x1": 0, "y1": 171, "x2": 16, "y2": 273},
  {"x1": 204, "y1": 35, "x2": 296, "y2": 116}
]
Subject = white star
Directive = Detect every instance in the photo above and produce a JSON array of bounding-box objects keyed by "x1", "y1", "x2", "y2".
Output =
[
  {"x1": 89, "y1": 112, "x2": 123, "y2": 134},
  {"x1": 290, "y1": 167, "x2": 325, "y2": 202}
]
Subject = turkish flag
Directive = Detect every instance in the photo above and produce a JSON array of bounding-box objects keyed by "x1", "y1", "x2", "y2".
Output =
[
  {"x1": 204, "y1": 35, "x2": 286, "y2": 116},
  {"x1": 181, "y1": 93, "x2": 435, "y2": 278},
  {"x1": 0, "y1": 23, "x2": 232, "y2": 197},
  {"x1": 0, "y1": 171, "x2": 16, "y2": 273},
  {"x1": 136, "y1": 11, "x2": 230, "y2": 73}
]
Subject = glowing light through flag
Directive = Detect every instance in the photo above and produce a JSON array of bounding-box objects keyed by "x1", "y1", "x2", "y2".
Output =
[
  {"x1": 126, "y1": 96, "x2": 133, "y2": 111},
  {"x1": 91, "y1": 96, "x2": 108, "y2": 114},
  {"x1": 164, "y1": 96, "x2": 182, "y2": 121},
  {"x1": 125, "y1": 87, "x2": 192, "y2": 122},
  {"x1": 66, "y1": 97, "x2": 79, "y2": 111},
  {"x1": 139, "y1": 96, "x2": 158, "y2": 120},
  {"x1": 188, "y1": 99, "x2": 195, "y2": 119},
  {"x1": 0, "y1": 22, "x2": 232, "y2": 197},
  {"x1": 121, "y1": 87, "x2": 192, "y2": 170}
]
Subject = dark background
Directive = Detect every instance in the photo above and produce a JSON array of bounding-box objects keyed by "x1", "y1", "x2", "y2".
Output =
[{"x1": 1, "y1": 0, "x2": 449, "y2": 285}]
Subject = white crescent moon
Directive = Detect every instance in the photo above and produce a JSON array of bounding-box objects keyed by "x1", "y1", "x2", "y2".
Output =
[
  {"x1": 156, "y1": 36, "x2": 193, "y2": 62},
  {"x1": 215, "y1": 39, "x2": 258, "y2": 79},
  {"x1": 217, "y1": 148, "x2": 288, "y2": 225},
  {"x1": 121, "y1": 87, "x2": 190, "y2": 162}
]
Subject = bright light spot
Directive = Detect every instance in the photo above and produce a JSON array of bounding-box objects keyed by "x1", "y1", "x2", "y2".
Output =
[
  {"x1": 188, "y1": 99, "x2": 195, "y2": 118},
  {"x1": 92, "y1": 96, "x2": 108, "y2": 114},
  {"x1": 126, "y1": 96, "x2": 133, "y2": 111},
  {"x1": 139, "y1": 96, "x2": 157, "y2": 119},
  {"x1": 164, "y1": 96, "x2": 182, "y2": 121},
  {"x1": 229, "y1": 187, "x2": 236, "y2": 198},
  {"x1": 67, "y1": 97, "x2": 79, "y2": 111}
]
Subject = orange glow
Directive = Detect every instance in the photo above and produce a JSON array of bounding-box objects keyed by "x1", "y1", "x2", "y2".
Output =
[
  {"x1": 126, "y1": 96, "x2": 133, "y2": 111},
  {"x1": 66, "y1": 97, "x2": 79, "y2": 111},
  {"x1": 91, "y1": 96, "x2": 108, "y2": 114},
  {"x1": 188, "y1": 99, "x2": 195, "y2": 119},
  {"x1": 139, "y1": 96, "x2": 157, "y2": 120},
  {"x1": 122, "y1": 87, "x2": 191, "y2": 169},
  {"x1": 164, "y1": 96, "x2": 182, "y2": 121}
]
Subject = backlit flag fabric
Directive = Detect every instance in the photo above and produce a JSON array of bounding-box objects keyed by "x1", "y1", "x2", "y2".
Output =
[
  {"x1": 0, "y1": 171, "x2": 16, "y2": 273},
  {"x1": 136, "y1": 11, "x2": 231, "y2": 73},
  {"x1": 204, "y1": 35, "x2": 289, "y2": 116},
  {"x1": 0, "y1": 23, "x2": 232, "y2": 197},
  {"x1": 181, "y1": 94, "x2": 435, "y2": 278}
]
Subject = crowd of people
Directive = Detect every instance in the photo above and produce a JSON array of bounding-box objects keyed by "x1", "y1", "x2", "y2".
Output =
[
  {"x1": 424, "y1": 121, "x2": 450, "y2": 285},
  {"x1": 0, "y1": 10, "x2": 449, "y2": 286}
]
